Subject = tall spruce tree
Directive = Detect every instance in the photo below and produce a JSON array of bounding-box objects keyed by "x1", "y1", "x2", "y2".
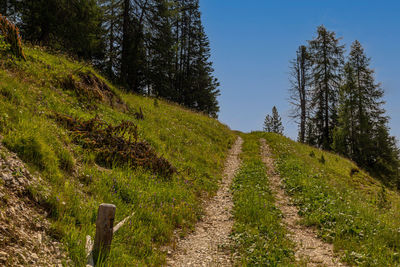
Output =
[
  {"x1": 99, "y1": 0, "x2": 122, "y2": 80},
  {"x1": 148, "y1": 0, "x2": 176, "y2": 98},
  {"x1": 308, "y1": 25, "x2": 345, "y2": 150},
  {"x1": 334, "y1": 41, "x2": 400, "y2": 186},
  {"x1": 289, "y1": 45, "x2": 311, "y2": 143},
  {"x1": 333, "y1": 62, "x2": 357, "y2": 157}
]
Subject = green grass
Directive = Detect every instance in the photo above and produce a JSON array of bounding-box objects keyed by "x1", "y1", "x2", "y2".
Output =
[
  {"x1": 0, "y1": 46, "x2": 235, "y2": 266},
  {"x1": 231, "y1": 133, "x2": 295, "y2": 266},
  {"x1": 258, "y1": 132, "x2": 400, "y2": 266}
]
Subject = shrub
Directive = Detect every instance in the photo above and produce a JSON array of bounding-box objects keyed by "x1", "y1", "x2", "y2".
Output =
[
  {"x1": 52, "y1": 113, "x2": 176, "y2": 177},
  {"x1": 350, "y1": 167, "x2": 360, "y2": 176},
  {"x1": 0, "y1": 14, "x2": 25, "y2": 60}
]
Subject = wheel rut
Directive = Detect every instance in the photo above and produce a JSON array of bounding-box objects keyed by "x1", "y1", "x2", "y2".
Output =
[
  {"x1": 260, "y1": 138, "x2": 346, "y2": 267},
  {"x1": 166, "y1": 137, "x2": 243, "y2": 267}
]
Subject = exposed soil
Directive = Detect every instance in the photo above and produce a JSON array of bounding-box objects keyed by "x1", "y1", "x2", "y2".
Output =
[
  {"x1": 166, "y1": 137, "x2": 243, "y2": 267},
  {"x1": 260, "y1": 139, "x2": 346, "y2": 267},
  {"x1": 0, "y1": 140, "x2": 69, "y2": 266}
]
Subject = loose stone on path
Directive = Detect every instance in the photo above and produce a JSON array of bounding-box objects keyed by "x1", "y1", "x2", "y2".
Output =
[{"x1": 166, "y1": 137, "x2": 243, "y2": 267}]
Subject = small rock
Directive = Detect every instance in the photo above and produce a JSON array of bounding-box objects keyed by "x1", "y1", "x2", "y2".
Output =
[
  {"x1": 31, "y1": 253, "x2": 38, "y2": 261},
  {"x1": 2, "y1": 173, "x2": 12, "y2": 182},
  {"x1": 0, "y1": 251, "x2": 8, "y2": 261}
]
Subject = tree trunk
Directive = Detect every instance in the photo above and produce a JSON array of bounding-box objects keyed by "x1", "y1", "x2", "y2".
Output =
[{"x1": 121, "y1": 0, "x2": 131, "y2": 86}]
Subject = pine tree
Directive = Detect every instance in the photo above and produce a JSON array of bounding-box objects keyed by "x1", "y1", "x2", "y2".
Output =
[
  {"x1": 99, "y1": 0, "x2": 123, "y2": 80},
  {"x1": 289, "y1": 45, "x2": 311, "y2": 143},
  {"x1": 272, "y1": 106, "x2": 284, "y2": 134},
  {"x1": 308, "y1": 25, "x2": 345, "y2": 150},
  {"x1": 148, "y1": 0, "x2": 176, "y2": 98},
  {"x1": 264, "y1": 106, "x2": 284, "y2": 134},
  {"x1": 263, "y1": 114, "x2": 273, "y2": 132},
  {"x1": 333, "y1": 62, "x2": 357, "y2": 157},
  {"x1": 334, "y1": 40, "x2": 400, "y2": 186}
]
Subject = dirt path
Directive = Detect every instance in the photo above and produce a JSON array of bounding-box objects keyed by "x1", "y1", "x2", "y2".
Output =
[
  {"x1": 260, "y1": 139, "x2": 345, "y2": 267},
  {"x1": 166, "y1": 137, "x2": 243, "y2": 267}
]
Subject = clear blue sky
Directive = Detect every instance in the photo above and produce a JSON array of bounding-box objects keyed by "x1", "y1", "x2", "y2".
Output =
[{"x1": 199, "y1": 0, "x2": 400, "y2": 141}]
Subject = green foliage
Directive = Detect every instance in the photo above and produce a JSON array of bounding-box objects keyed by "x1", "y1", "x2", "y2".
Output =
[
  {"x1": 5, "y1": 0, "x2": 220, "y2": 116},
  {"x1": 308, "y1": 25, "x2": 345, "y2": 150},
  {"x1": 264, "y1": 106, "x2": 284, "y2": 134},
  {"x1": 291, "y1": 28, "x2": 400, "y2": 187},
  {"x1": 261, "y1": 132, "x2": 400, "y2": 266},
  {"x1": 18, "y1": 0, "x2": 104, "y2": 59},
  {"x1": 231, "y1": 134, "x2": 295, "y2": 266},
  {"x1": 334, "y1": 41, "x2": 400, "y2": 187},
  {"x1": 0, "y1": 34, "x2": 10, "y2": 55},
  {"x1": 0, "y1": 45, "x2": 235, "y2": 265}
]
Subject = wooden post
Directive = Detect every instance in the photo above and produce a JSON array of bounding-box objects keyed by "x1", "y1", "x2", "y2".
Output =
[{"x1": 93, "y1": 203, "x2": 116, "y2": 264}]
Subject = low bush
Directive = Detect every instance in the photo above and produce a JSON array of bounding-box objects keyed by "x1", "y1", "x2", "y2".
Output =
[
  {"x1": 53, "y1": 113, "x2": 176, "y2": 177},
  {"x1": 0, "y1": 14, "x2": 25, "y2": 60}
]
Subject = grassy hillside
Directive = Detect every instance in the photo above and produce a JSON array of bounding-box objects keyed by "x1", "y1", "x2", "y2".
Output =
[
  {"x1": 258, "y1": 132, "x2": 400, "y2": 266},
  {"x1": 2, "y1": 45, "x2": 400, "y2": 267},
  {"x1": 0, "y1": 46, "x2": 235, "y2": 266}
]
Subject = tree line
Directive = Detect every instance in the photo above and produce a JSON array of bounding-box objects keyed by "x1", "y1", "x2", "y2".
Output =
[
  {"x1": 289, "y1": 25, "x2": 399, "y2": 188},
  {"x1": 0, "y1": 0, "x2": 220, "y2": 117}
]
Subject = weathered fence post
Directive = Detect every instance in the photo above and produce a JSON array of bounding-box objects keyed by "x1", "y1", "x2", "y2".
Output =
[{"x1": 93, "y1": 203, "x2": 116, "y2": 264}]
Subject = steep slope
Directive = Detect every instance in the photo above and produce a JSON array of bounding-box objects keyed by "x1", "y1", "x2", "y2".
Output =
[
  {"x1": 0, "y1": 46, "x2": 235, "y2": 266},
  {"x1": 0, "y1": 140, "x2": 69, "y2": 266}
]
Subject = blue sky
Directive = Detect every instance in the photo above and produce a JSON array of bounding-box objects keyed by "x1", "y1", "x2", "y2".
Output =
[{"x1": 199, "y1": 0, "x2": 400, "y2": 141}]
